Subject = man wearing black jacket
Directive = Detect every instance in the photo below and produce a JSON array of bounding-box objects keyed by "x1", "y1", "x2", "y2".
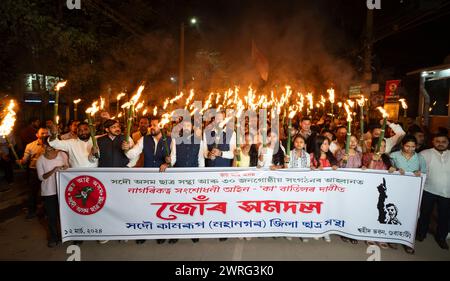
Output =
[{"x1": 97, "y1": 119, "x2": 132, "y2": 168}]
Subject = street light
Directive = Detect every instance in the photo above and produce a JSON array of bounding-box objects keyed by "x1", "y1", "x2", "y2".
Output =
[{"x1": 179, "y1": 17, "x2": 198, "y2": 93}]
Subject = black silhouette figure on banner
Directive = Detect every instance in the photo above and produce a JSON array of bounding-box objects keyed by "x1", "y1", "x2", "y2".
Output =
[{"x1": 376, "y1": 178, "x2": 401, "y2": 225}]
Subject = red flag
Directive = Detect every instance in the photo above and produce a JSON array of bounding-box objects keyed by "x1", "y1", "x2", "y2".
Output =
[
  {"x1": 385, "y1": 80, "x2": 401, "y2": 101},
  {"x1": 251, "y1": 40, "x2": 269, "y2": 81}
]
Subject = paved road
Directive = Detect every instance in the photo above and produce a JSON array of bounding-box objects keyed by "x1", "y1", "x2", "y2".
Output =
[{"x1": 0, "y1": 209, "x2": 449, "y2": 261}]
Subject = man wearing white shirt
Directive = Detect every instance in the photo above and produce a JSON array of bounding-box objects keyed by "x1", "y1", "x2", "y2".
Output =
[
  {"x1": 48, "y1": 122, "x2": 98, "y2": 168},
  {"x1": 122, "y1": 116, "x2": 171, "y2": 245},
  {"x1": 417, "y1": 133, "x2": 450, "y2": 250},
  {"x1": 123, "y1": 116, "x2": 171, "y2": 171}
]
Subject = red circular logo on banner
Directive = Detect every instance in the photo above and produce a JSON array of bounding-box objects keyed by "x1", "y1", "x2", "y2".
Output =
[{"x1": 65, "y1": 175, "x2": 106, "y2": 215}]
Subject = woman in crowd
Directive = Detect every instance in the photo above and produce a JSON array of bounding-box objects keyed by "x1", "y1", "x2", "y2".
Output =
[
  {"x1": 336, "y1": 135, "x2": 362, "y2": 169},
  {"x1": 36, "y1": 140, "x2": 69, "y2": 247},
  {"x1": 310, "y1": 135, "x2": 337, "y2": 242},
  {"x1": 389, "y1": 135, "x2": 427, "y2": 254}
]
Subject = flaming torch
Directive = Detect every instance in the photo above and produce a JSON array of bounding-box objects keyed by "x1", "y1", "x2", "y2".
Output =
[
  {"x1": 327, "y1": 87, "x2": 335, "y2": 118},
  {"x1": 159, "y1": 113, "x2": 173, "y2": 165},
  {"x1": 116, "y1": 93, "x2": 126, "y2": 116},
  {"x1": 73, "y1": 99, "x2": 81, "y2": 120},
  {"x1": 125, "y1": 85, "x2": 144, "y2": 142},
  {"x1": 375, "y1": 107, "x2": 389, "y2": 155},
  {"x1": 100, "y1": 96, "x2": 105, "y2": 111},
  {"x1": 337, "y1": 102, "x2": 342, "y2": 120},
  {"x1": 356, "y1": 96, "x2": 365, "y2": 145},
  {"x1": 399, "y1": 98, "x2": 408, "y2": 118},
  {"x1": 235, "y1": 103, "x2": 244, "y2": 162},
  {"x1": 0, "y1": 100, "x2": 22, "y2": 167},
  {"x1": 54, "y1": 80, "x2": 67, "y2": 125},
  {"x1": 344, "y1": 104, "x2": 352, "y2": 156},
  {"x1": 85, "y1": 101, "x2": 100, "y2": 158},
  {"x1": 306, "y1": 93, "x2": 313, "y2": 117},
  {"x1": 286, "y1": 106, "x2": 298, "y2": 163}
]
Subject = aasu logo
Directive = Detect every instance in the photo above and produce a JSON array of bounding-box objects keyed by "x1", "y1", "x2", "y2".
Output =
[{"x1": 65, "y1": 176, "x2": 106, "y2": 215}]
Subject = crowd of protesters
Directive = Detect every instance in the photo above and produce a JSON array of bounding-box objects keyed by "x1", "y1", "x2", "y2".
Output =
[{"x1": 1, "y1": 110, "x2": 448, "y2": 253}]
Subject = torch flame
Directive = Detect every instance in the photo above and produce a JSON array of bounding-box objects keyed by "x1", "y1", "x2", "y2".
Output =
[
  {"x1": 169, "y1": 91, "x2": 184, "y2": 104},
  {"x1": 135, "y1": 101, "x2": 144, "y2": 112},
  {"x1": 117, "y1": 93, "x2": 126, "y2": 101},
  {"x1": 55, "y1": 81, "x2": 67, "y2": 91},
  {"x1": 131, "y1": 85, "x2": 145, "y2": 104},
  {"x1": 344, "y1": 104, "x2": 352, "y2": 122},
  {"x1": 399, "y1": 98, "x2": 408, "y2": 109},
  {"x1": 121, "y1": 102, "x2": 131, "y2": 109},
  {"x1": 288, "y1": 105, "x2": 297, "y2": 119},
  {"x1": 306, "y1": 93, "x2": 313, "y2": 109},
  {"x1": 153, "y1": 106, "x2": 158, "y2": 116},
  {"x1": 100, "y1": 97, "x2": 105, "y2": 110},
  {"x1": 159, "y1": 112, "x2": 173, "y2": 128},
  {"x1": 185, "y1": 89, "x2": 195, "y2": 109},
  {"x1": 337, "y1": 102, "x2": 342, "y2": 108},
  {"x1": 142, "y1": 108, "x2": 148, "y2": 116},
  {"x1": 118, "y1": 112, "x2": 123, "y2": 118},
  {"x1": 236, "y1": 100, "x2": 245, "y2": 119},
  {"x1": 377, "y1": 106, "x2": 389, "y2": 118},
  {"x1": 215, "y1": 92, "x2": 221, "y2": 105},
  {"x1": 85, "y1": 101, "x2": 100, "y2": 116},
  {"x1": 0, "y1": 100, "x2": 17, "y2": 137},
  {"x1": 347, "y1": 100, "x2": 355, "y2": 108},
  {"x1": 73, "y1": 99, "x2": 81, "y2": 104},
  {"x1": 327, "y1": 88, "x2": 335, "y2": 104}
]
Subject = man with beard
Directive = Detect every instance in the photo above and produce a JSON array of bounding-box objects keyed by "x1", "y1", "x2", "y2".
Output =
[
  {"x1": 130, "y1": 117, "x2": 151, "y2": 167},
  {"x1": 202, "y1": 110, "x2": 235, "y2": 242},
  {"x1": 48, "y1": 121, "x2": 99, "y2": 246},
  {"x1": 48, "y1": 122, "x2": 98, "y2": 168},
  {"x1": 160, "y1": 119, "x2": 205, "y2": 244},
  {"x1": 417, "y1": 132, "x2": 450, "y2": 250},
  {"x1": 97, "y1": 119, "x2": 133, "y2": 168},
  {"x1": 203, "y1": 111, "x2": 236, "y2": 168},
  {"x1": 168, "y1": 119, "x2": 204, "y2": 169},
  {"x1": 94, "y1": 119, "x2": 135, "y2": 244},
  {"x1": 17, "y1": 128, "x2": 49, "y2": 219},
  {"x1": 123, "y1": 116, "x2": 172, "y2": 245}
]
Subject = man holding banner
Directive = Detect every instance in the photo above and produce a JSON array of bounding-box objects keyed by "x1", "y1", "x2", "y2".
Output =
[
  {"x1": 123, "y1": 116, "x2": 171, "y2": 244},
  {"x1": 162, "y1": 118, "x2": 205, "y2": 244}
]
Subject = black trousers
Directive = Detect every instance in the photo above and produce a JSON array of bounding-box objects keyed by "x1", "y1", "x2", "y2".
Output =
[
  {"x1": 27, "y1": 169, "x2": 41, "y2": 215},
  {"x1": 417, "y1": 191, "x2": 450, "y2": 241},
  {"x1": 43, "y1": 195, "x2": 59, "y2": 242}
]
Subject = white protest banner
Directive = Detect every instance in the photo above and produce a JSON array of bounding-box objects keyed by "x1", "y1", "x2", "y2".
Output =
[{"x1": 57, "y1": 168, "x2": 425, "y2": 247}]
